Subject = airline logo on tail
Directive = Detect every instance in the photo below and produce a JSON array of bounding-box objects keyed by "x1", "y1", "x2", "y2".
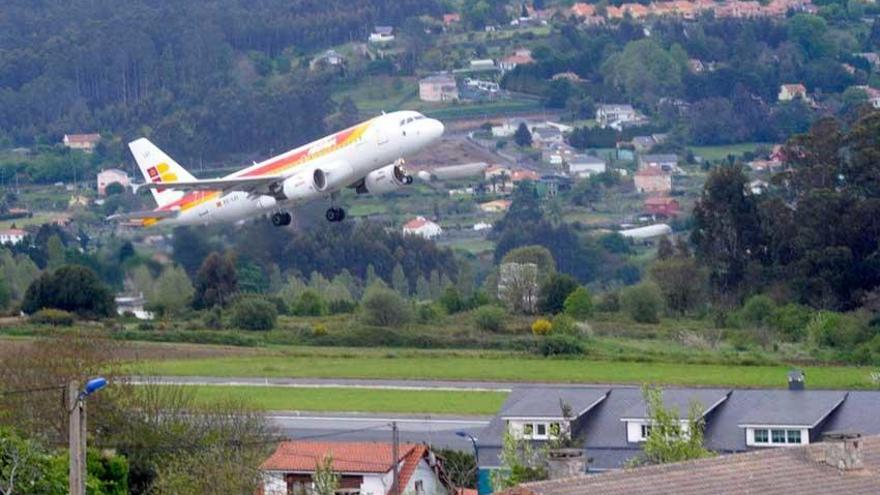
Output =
[{"x1": 146, "y1": 162, "x2": 177, "y2": 192}]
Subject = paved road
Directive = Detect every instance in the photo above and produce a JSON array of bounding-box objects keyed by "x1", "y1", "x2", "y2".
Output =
[
  {"x1": 267, "y1": 412, "x2": 490, "y2": 450},
  {"x1": 129, "y1": 376, "x2": 517, "y2": 391}
]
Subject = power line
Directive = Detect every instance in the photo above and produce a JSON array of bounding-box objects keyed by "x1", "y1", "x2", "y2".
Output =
[{"x1": 0, "y1": 384, "x2": 65, "y2": 396}]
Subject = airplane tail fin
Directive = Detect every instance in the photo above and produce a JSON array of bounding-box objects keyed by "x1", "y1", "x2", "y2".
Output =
[{"x1": 128, "y1": 138, "x2": 197, "y2": 207}]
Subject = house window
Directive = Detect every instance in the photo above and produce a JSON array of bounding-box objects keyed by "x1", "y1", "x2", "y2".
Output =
[
  {"x1": 640, "y1": 424, "x2": 653, "y2": 440},
  {"x1": 786, "y1": 430, "x2": 801, "y2": 444},
  {"x1": 754, "y1": 429, "x2": 769, "y2": 444},
  {"x1": 549, "y1": 422, "x2": 561, "y2": 437},
  {"x1": 522, "y1": 423, "x2": 534, "y2": 436},
  {"x1": 772, "y1": 430, "x2": 786, "y2": 443},
  {"x1": 536, "y1": 424, "x2": 547, "y2": 437},
  {"x1": 415, "y1": 481, "x2": 424, "y2": 495}
]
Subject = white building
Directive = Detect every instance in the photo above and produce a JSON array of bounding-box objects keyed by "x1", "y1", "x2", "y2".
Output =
[
  {"x1": 567, "y1": 155, "x2": 607, "y2": 178},
  {"x1": 369, "y1": 26, "x2": 395, "y2": 43},
  {"x1": 62, "y1": 133, "x2": 101, "y2": 152},
  {"x1": 419, "y1": 74, "x2": 458, "y2": 102},
  {"x1": 596, "y1": 104, "x2": 638, "y2": 129},
  {"x1": 619, "y1": 223, "x2": 673, "y2": 240},
  {"x1": 97, "y1": 168, "x2": 131, "y2": 195},
  {"x1": 114, "y1": 294, "x2": 154, "y2": 320},
  {"x1": 261, "y1": 441, "x2": 455, "y2": 495},
  {"x1": 0, "y1": 228, "x2": 26, "y2": 245},
  {"x1": 403, "y1": 216, "x2": 442, "y2": 239}
]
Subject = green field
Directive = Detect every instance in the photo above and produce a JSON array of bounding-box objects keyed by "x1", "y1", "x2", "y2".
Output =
[
  {"x1": 137, "y1": 352, "x2": 876, "y2": 390},
  {"x1": 689, "y1": 142, "x2": 773, "y2": 162},
  {"x1": 188, "y1": 385, "x2": 506, "y2": 414}
]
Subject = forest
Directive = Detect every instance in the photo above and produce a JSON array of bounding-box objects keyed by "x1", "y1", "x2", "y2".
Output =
[{"x1": 0, "y1": 0, "x2": 441, "y2": 161}]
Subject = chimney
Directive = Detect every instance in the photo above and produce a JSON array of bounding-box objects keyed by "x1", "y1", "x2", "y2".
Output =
[
  {"x1": 813, "y1": 431, "x2": 863, "y2": 471},
  {"x1": 787, "y1": 369, "x2": 805, "y2": 390}
]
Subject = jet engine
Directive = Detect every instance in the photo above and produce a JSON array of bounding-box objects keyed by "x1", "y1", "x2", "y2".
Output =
[
  {"x1": 356, "y1": 163, "x2": 413, "y2": 195},
  {"x1": 280, "y1": 168, "x2": 327, "y2": 201}
]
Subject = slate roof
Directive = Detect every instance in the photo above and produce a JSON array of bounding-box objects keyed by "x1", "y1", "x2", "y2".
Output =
[
  {"x1": 619, "y1": 389, "x2": 730, "y2": 420},
  {"x1": 500, "y1": 387, "x2": 610, "y2": 419},
  {"x1": 502, "y1": 435, "x2": 880, "y2": 495},
  {"x1": 477, "y1": 385, "x2": 880, "y2": 473},
  {"x1": 736, "y1": 390, "x2": 847, "y2": 427}
]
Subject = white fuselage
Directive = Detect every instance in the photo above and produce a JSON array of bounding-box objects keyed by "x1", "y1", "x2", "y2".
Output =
[{"x1": 163, "y1": 111, "x2": 443, "y2": 226}]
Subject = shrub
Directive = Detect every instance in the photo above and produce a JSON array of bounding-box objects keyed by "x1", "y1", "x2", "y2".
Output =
[
  {"x1": 230, "y1": 297, "x2": 278, "y2": 331},
  {"x1": 807, "y1": 311, "x2": 866, "y2": 348},
  {"x1": 473, "y1": 305, "x2": 506, "y2": 333},
  {"x1": 621, "y1": 283, "x2": 663, "y2": 324},
  {"x1": 312, "y1": 323, "x2": 328, "y2": 336},
  {"x1": 203, "y1": 307, "x2": 223, "y2": 329},
  {"x1": 563, "y1": 287, "x2": 593, "y2": 320},
  {"x1": 293, "y1": 290, "x2": 325, "y2": 316},
  {"x1": 737, "y1": 295, "x2": 776, "y2": 327},
  {"x1": 531, "y1": 318, "x2": 553, "y2": 336},
  {"x1": 417, "y1": 302, "x2": 442, "y2": 324},
  {"x1": 595, "y1": 291, "x2": 620, "y2": 313},
  {"x1": 538, "y1": 274, "x2": 579, "y2": 314},
  {"x1": 361, "y1": 286, "x2": 411, "y2": 327},
  {"x1": 22, "y1": 265, "x2": 115, "y2": 318},
  {"x1": 551, "y1": 314, "x2": 577, "y2": 335},
  {"x1": 439, "y1": 287, "x2": 464, "y2": 314},
  {"x1": 770, "y1": 303, "x2": 813, "y2": 341},
  {"x1": 536, "y1": 335, "x2": 584, "y2": 357},
  {"x1": 328, "y1": 299, "x2": 357, "y2": 314},
  {"x1": 29, "y1": 308, "x2": 75, "y2": 326}
]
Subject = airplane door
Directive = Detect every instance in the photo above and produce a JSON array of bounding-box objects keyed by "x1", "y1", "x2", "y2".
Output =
[{"x1": 377, "y1": 122, "x2": 389, "y2": 145}]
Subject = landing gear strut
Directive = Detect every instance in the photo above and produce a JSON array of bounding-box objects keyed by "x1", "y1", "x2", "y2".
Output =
[
  {"x1": 325, "y1": 207, "x2": 346, "y2": 223},
  {"x1": 271, "y1": 211, "x2": 292, "y2": 227}
]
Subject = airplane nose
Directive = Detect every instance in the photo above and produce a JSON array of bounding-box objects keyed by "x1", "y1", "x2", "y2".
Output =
[{"x1": 427, "y1": 119, "x2": 444, "y2": 141}]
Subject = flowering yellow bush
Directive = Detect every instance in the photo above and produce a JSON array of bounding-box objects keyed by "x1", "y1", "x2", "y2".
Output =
[
  {"x1": 312, "y1": 322, "x2": 328, "y2": 336},
  {"x1": 531, "y1": 318, "x2": 553, "y2": 336}
]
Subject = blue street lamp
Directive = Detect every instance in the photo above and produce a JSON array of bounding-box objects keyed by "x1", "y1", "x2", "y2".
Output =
[
  {"x1": 82, "y1": 377, "x2": 107, "y2": 398},
  {"x1": 456, "y1": 430, "x2": 479, "y2": 459}
]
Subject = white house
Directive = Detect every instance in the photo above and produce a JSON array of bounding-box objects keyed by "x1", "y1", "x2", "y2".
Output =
[
  {"x1": 114, "y1": 294, "x2": 154, "y2": 320},
  {"x1": 778, "y1": 83, "x2": 808, "y2": 102},
  {"x1": 0, "y1": 228, "x2": 26, "y2": 245},
  {"x1": 403, "y1": 217, "x2": 442, "y2": 239},
  {"x1": 97, "y1": 168, "x2": 131, "y2": 195},
  {"x1": 62, "y1": 133, "x2": 101, "y2": 152},
  {"x1": 369, "y1": 26, "x2": 395, "y2": 43},
  {"x1": 567, "y1": 155, "x2": 607, "y2": 178},
  {"x1": 619, "y1": 223, "x2": 673, "y2": 240},
  {"x1": 261, "y1": 441, "x2": 455, "y2": 495},
  {"x1": 419, "y1": 74, "x2": 458, "y2": 102},
  {"x1": 595, "y1": 104, "x2": 638, "y2": 129}
]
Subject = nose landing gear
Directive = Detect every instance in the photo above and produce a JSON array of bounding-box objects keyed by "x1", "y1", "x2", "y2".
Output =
[
  {"x1": 271, "y1": 211, "x2": 292, "y2": 227},
  {"x1": 325, "y1": 207, "x2": 346, "y2": 223}
]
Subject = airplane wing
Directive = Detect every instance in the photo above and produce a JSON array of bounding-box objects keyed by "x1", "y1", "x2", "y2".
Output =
[
  {"x1": 135, "y1": 176, "x2": 284, "y2": 195},
  {"x1": 107, "y1": 210, "x2": 179, "y2": 221}
]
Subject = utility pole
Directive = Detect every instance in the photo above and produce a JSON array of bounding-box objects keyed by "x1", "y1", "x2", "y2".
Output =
[
  {"x1": 392, "y1": 421, "x2": 400, "y2": 495},
  {"x1": 68, "y1": 380, "x2": 85, "y2": 495}
]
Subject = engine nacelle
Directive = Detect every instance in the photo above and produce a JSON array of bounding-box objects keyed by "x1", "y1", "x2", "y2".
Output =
[
  {"x1": 357, "y1": 164, "x2": 412, "y2": 195},
  {"x1": 280, "y1": 168, "x2": 327, "y2": 201}
]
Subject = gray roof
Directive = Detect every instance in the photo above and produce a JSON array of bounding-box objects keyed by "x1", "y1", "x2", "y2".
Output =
[
  {"x1": 640, "y1": 154, "x2": 678, "y2": 163},
  {"x1": 620, "y1": 389, "x2": 730, "y2": 420},
  {"x1": 500, "y1": 387, "x2": 609, "y2": 419},
  {"x1": 736, "y1": 390, "x2": 847, "y2": 427},
  {"x1": 569, "y1": 155, "x2": 605, "y2": 166},
  {"x1": 477, "y1": 385, "x2": 880, "y2": 473}
]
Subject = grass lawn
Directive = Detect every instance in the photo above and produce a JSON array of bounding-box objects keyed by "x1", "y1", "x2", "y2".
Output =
[
  {"x1": 689, "y1": 142, "x2": 773, "y2": 162},
  {"x1": 136, "y1": 352, "x2": 877, "y2": 390},
  {"x1": 188, "y1": 385, "x2": 506, "y2": 414},
  {"x1": 440, "y1": 238, "x2": 495, "y2": 254}
]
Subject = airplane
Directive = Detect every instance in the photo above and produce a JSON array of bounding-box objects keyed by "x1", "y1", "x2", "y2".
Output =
[{"x1": 110, "y1": 110, "x2": 444, "y2": 227}]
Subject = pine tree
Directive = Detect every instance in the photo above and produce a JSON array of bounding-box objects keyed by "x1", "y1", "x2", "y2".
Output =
[
  {"x1": 429, "y1": 270, "x2": 442, "y2": 299},
  {"x1": 392, "y1": 263, "x2": 409, "y2": 297},
  {"x1": 416, "y1": 275, "x2": 431, "y2": 301},
  {"x1": 514, "y1": 122, "x2": 532, "y2": 147}
]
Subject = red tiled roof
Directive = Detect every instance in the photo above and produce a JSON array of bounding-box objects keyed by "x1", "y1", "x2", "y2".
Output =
[
  {"x1": 635, "y1": 167, "x2": 671, "y2": 177},
  {"x1": 64, "y1": 133, "x2": 101, "y2": 144},
  {"x1": 404, "y1": 216, "x2": 437, "y2": 230},
  {"x1": 0, "y1": 229, "x2": 26, "y2": 236},
  {"x1": 261, "y1": 441, "x2": 420, "y2": 474},
  {"x1": 644, "y1": 196, "x2": 677, "y2": 206},
  {"x1": 511, "y1": 169, "x2": 539, "y2": 181}
]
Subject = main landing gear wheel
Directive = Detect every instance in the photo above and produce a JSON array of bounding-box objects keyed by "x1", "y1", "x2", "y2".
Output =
[
  {"x1": 271, "y1": 211, "x2": 292, "y2": 227},
  {"x1": 325, "y1": 207, "x2": 346, "y2": 222}
]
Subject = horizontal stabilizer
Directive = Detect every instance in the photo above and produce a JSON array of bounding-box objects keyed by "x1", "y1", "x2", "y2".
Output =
[
  {"x1": 107, "y1": 210, "x2": 178, "y2": 222},
  {"x1": 134, "y1": 176, "x2": 284, "y2": 195}
]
